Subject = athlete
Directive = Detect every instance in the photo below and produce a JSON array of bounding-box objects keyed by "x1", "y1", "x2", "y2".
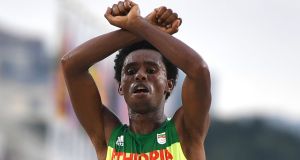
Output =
[{"x1": 61, "y1": 0, "x2": 211, "y2": 159}]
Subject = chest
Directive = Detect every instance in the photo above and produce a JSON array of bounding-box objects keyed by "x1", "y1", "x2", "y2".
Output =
[{"x1": 106, "y1": 125, "x2": 186, "y2": 160}]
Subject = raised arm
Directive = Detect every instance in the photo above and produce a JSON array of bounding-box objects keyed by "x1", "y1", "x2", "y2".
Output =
[
  {"x1": 61, "y1": 1, "x2": 181, "y2": 158},
  {"x1": 105, "y1": 1, "x2": 211, "y2": 157}
]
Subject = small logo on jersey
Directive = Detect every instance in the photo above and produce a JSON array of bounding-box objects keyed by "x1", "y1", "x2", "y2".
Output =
[
  {"x1": 116, "y1": 135, "x2": 124, "y2": 146},
  {"x1": 157, "y1": 132, "x2": 166, "y2": 144}
]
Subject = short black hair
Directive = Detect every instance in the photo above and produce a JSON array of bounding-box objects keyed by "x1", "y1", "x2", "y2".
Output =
[{"x1": 114, "y1": 40, "x2": 178, "y2": 99}]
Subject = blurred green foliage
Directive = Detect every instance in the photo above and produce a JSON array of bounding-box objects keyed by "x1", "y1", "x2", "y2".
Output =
[{"x1": 205, "y1": 118, "x2": 300, "y2": 160}]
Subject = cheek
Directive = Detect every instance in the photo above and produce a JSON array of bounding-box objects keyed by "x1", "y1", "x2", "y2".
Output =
[
  {"x1": 120, "y1": 76, "x2": 132, "y2": 91},
  {"x1": 151, "y1": 74, "x2": 168, "y2": 90},
  {"x1": 156, "y1": 71, "x2": 168, "y2": 82}
]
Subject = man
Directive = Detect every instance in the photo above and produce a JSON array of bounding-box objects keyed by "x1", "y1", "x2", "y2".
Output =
[{"x1": 61, "y1": 0, "x2": 211, "y2": 159}]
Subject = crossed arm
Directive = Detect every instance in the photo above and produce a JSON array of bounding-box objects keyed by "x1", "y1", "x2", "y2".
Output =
[
  {"x1": 61, "y1": 29, "x2": 138, "y2": 157},
  {"x1": 61, "y1": 1, "x2": 182, "y2": 158},
  {"x1": 61, "y1": 1, "x2": 211, "y2": 159},
  {"x1": 105, "y1": 1, "x2": 211, "y2": 158}
]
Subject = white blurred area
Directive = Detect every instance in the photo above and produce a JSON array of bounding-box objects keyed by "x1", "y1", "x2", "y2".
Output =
[{"x1": 0, "y1": 0, "x2": 300, "y2": 160}]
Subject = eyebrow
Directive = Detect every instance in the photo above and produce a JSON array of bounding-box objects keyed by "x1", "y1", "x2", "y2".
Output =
[
  {"x1": 124, "y1": 61, "x2": 161, "y2": 67},
  {"x1": 123, "y1": 60, "x2": 166, "y2": 73},
  {"x1": 123, "y1": 62, "x2": 138, "y2": 68}
]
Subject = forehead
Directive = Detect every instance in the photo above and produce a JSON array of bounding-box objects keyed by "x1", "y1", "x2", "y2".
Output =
[{"x1": 123, "y1": 49, "x2": 164, "y2": 66}]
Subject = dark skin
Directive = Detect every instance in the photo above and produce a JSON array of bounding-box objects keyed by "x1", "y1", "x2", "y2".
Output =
[
  {"x1": 61, "y1": 0, "x2": 211, "y2": 159},
  {"x1": 120, "y1": 50, "x2": 171, "y2": 133}
]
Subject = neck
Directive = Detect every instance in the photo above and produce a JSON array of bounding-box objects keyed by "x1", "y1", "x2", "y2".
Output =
[{"x1": 128, "y1": 108, "x2": 167, "y2": 135}]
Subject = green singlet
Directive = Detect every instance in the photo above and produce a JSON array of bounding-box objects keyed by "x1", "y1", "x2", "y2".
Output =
[{"x1": 106, "y1": 119, "x2": 187, "y2": 160}]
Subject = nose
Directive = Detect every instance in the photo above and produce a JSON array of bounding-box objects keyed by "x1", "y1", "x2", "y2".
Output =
[{"x1": 134, "y1": 69, "x2": 147, "y2": 81}]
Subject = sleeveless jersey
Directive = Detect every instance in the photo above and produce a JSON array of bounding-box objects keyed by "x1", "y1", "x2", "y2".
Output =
[{"x1": 106, "y1": 119, "x2": 187, "y2": 160}]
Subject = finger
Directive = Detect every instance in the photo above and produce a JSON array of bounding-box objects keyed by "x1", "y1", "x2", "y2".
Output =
[
  {"x1": 159, "y1": 9, "x2": 172, "y2": 25},
  {"x1": 129, "y1": 0, "x2": 137, "y2": 6},
  {"x1": 178, "y1": 18, "x2": 182, "y2": 26},
  {"x1": 154, "y1": 7, "x2": 160, "y2": 13},
  {"x1": 104, "y1": 7, "x2": 112, "y2": 18},
  {"x1": 164, "y1": 13, "x2": 178, "y2": 27},
  {"x1": 156, "y1": 6, "x2": 167, "y2": 23},
  {"x1": 145, "y1": 11, "x2": 156, "y2": 23},
  {"x1": 112, "y1": 4, "x2": 120, "y2": 16},
  {"x1": 117, "y1": 1, "x2": 127, "y2": 15},
  {"x1": 166, "y1": 19, "x2": 180, "y2": 34},
  {"x1": 167, "y1": 26, "x2": 179, "y2": 34},
  {"x1": 104, "y1": 7, "x2": 114, "y2": 21},
  {"x1": 128, "y1": 1, "x2": 140, "y2": 14},
  {"x1": 173, "y1": 28, "x2": 179, "y2": 34},
  {"x1": 124, "y1": 0, "x2": 131, "y2": 11},
  {"x1": 171, "y1": 19, "x2": 181, "y2": 32}
]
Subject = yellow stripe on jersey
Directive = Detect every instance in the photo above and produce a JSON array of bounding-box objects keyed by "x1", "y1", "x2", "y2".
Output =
[{"x1": 106, "y1": 142, "x2": 186, "y2": 160}]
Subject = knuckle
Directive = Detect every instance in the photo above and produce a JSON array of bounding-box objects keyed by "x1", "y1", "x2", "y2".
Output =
[
  {"x1": 166, "y1": 18, "x2": 172, "y2": 23},
  {"x1": 112, "y1": 5, "x2": 118, "y2": 11},
  {"x1": 173, "y1": 13, "x2": 178, "y2": 18},
  {"x1": 125, "y1": 2, "x2": 130, "y2": 9},
  {"x1": 162, "y1": 14, "x2": 168, "y2": 19},
  {"x1": 118, "y1": 2, "x2": 124, "y2": 8},
  {"x1": 169, "y1": 15, "x2": 176, "y2": 21},
  {"x1": 159, "y1": 7, "x2": 166, "y2": 14},
  {"x1": 113, "y1": 7, "x2": 118, "y2": 11}
]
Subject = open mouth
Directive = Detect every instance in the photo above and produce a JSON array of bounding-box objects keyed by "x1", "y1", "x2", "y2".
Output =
[{"x1": 133, "y1": 84, "x2": 150, "y2": 94}]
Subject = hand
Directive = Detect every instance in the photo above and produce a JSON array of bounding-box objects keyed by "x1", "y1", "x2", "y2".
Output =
[
  {"x1": 110, "y1": 0, "x2": 131, "y2": 16},
  {"x1": 146, "y1": 6, "x2": 182, "y2": 34},
  {"x1": 104, "y1": 0, "x2": 141, "y2": 30},
  {"x1": 105, "y1": 1, "x2": 182, "y2": 35}
]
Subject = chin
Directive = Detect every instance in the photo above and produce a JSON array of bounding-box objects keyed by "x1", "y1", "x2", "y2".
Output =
[
  {"x1": 128, "y1": 99, "x2": 156, "y2": 114},
  {"x1": 130, "y1": 107, "x2": 152, "y2": 114}
]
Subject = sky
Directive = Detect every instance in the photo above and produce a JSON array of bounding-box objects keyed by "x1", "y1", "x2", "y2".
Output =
[{"x1": 0, "y1": 0, "x2": 299, "y2": 122}]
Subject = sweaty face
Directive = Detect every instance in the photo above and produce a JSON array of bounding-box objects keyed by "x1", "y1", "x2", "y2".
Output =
[{"x1": 119, "y1": 49, "x2": 172, "y2": 113}]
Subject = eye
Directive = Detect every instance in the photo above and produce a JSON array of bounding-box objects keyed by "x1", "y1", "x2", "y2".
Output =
[
  {"x1": 146, "y1": 67, "x2": 156, "y2": 74},
  {"x1": 126, "y1": 67, "x2": 136, "y2": 75}
]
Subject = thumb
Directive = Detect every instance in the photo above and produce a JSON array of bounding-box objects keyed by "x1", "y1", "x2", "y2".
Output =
[
  {"x1": 172, "y1": 19, "x2": 181, "y2": 29},
  {"x1": 177, "y1": 18, "x2": 182, "y2": 26},
  {"x1": 129, "y1": 0, "x2": 137, "y2": 6},
  {"x1": 129, "y1": 0, "x2": 139, "y2": 11},
  {"x1": 129, "y1": 3, "x2": 140, "y2": 15},
  {"x1": 169, "y1": 19, "x2": 181, "y2": 34}
]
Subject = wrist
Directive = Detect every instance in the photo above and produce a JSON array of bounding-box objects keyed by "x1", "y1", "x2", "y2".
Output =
[{"x1": 127, "y1": 16, "x2": 146, "y2": 31}]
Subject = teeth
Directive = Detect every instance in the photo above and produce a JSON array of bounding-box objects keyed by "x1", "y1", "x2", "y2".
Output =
[
  {"x1": 136, "y1": 89, "x2": 147, "y2": 92},
  {"x1": 134, "y1": 85, "x2": 149, "y2": 93}
]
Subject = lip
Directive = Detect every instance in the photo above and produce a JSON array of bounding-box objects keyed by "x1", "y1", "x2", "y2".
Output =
[
  {"x1": 132, "y1": 92, "x2": 150, "y2": 98},
  {"x1": 131, "y1": 83, "x2": 150, "y2": 95}
]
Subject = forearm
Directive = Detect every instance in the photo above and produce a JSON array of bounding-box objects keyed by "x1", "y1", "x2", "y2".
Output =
[
  {"x1": 129, "y1": 18, "x2": 208, "y2": 78},
  {"x1": 61, "y1": 29, "x2": 141, "y2": 75}
]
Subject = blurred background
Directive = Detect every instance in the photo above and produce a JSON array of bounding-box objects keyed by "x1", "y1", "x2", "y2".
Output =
[{"x1": 0, "y1": 0, "x2": 299, "y2": 160}]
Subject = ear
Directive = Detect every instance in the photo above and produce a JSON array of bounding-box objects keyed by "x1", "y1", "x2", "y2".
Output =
[
  {"x1": 166, "y1": 79, "x2": 174, "y2": 93},
  {"x1": 118, "y1": 83, "x2": 124, "y2": 95}
]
